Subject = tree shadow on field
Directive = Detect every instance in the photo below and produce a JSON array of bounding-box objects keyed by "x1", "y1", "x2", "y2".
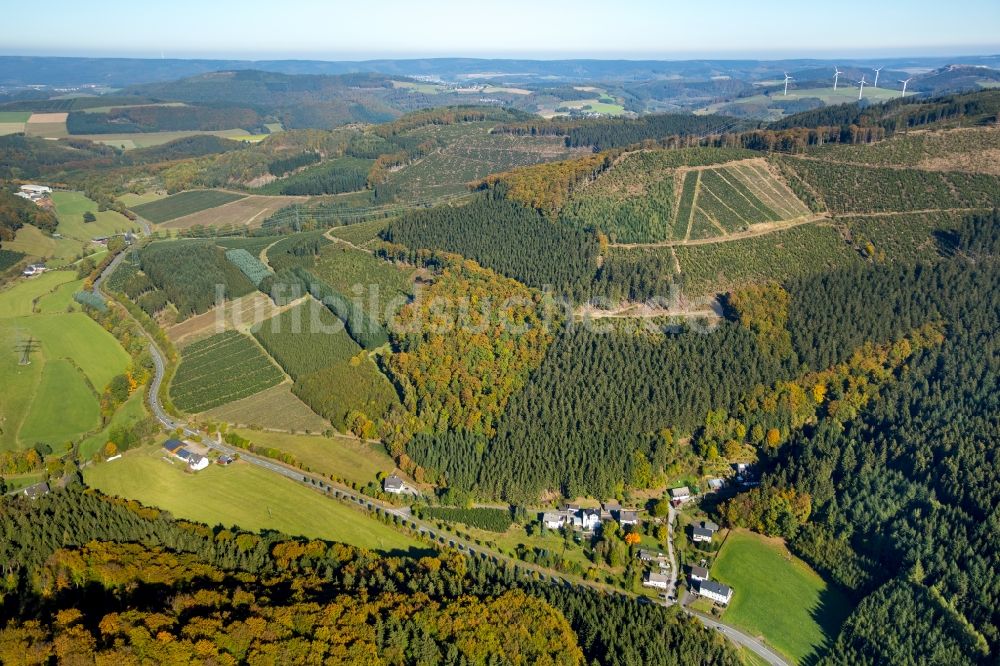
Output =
[{"x1": 800, "y1": 584, "x2": 854, "y2": 666}]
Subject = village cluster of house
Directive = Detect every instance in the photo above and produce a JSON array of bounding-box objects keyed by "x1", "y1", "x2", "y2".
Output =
[
  {"x1": 540, "y1": 500, "x2": 640, "y2": 533},
  {"x1": 162, "y1": 439, "x2": 212, "y2": 471},
  {"x1": 15, "y1": 183, "x2": 51, "y2": 203}
]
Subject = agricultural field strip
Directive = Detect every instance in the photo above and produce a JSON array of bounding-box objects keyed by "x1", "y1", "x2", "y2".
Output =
[
  {"x1": 171, "y1": 353, "x2": 280, "y2": 392},
  {"x1": 693, "y1": 206, "x2": 728, "y2": 238},
  {"x1": 726, "y1": 165, "x2": 790, "y2": 218}
]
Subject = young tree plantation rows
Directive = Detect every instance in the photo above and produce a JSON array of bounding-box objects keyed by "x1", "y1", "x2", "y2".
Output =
[
  {"x1": 417, "y1": 506, "x2": 515, "y2": 533},
  {"x1": 252, "y1": 299, "x2": 398, "y2": 429},
  {"x1": 775, "y1": 156, "x2": 1000, "y2": 213},
  {"x1": 224, "y1": 248, "x2": 272, "y2": 286},
  {"x1": 383, "y1": 195, "x2": 599, "y2": 297}
]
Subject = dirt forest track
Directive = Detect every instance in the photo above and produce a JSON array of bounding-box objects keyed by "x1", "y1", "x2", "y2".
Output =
[
  {"x1": 607, "y1": 207, "x2": 991, "y2": 249},
  {"x1": 610, "y1": 213, "x2": 828, "y2": 248}
]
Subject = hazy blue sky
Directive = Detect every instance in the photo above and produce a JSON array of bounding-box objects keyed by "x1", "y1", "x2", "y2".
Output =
[{"x1": 5, "y1": 0, "x2": 999, "y2": 59}]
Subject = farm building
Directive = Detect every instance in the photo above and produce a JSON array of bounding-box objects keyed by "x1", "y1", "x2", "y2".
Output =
[
  {"x1": 617, "y1": 509, "x2": 639, "y2": 526},
  {"x1": 21, "y1": 481, "x2": 50, "y2": 500},
  {"x1": 707, "y1": 478, "x2": 724, "y2": 491},
  {"x1": 162, "y1": 439, "x2": 184, "y2": 455},
  {"x1": 670, "y1": 486, "x2": 691, "y2": 502},
  {"x1": 22, "y1": 263, "x2": 47, "y2": 277},
  {"x1": 697, "y1": 579, "x2": 733, "y2": 605},
  {"x1": 162, "y1": 439, "x2": 210, "y2": 471},
  {"x1": 542, "y1": 512, "x2": 565, "y2": 530},
  {"x1": 643, "y1": 571, "x2": 671, "y2": 590},
  {"x1": 17, "y1": 184, "x2": 52, "y2": 203},
  {"x1": 383, "y1": 474, "x2": 419, "y2": 496}
]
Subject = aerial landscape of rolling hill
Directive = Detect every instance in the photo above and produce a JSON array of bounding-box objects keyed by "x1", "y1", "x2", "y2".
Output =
[{"x1": 1, "y1": 1, "x2": 999, "y2": 664}]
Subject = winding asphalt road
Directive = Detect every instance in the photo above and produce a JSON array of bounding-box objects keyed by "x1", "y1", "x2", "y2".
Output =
[{"x1": 93, "y1": 248, "x2": 790, "y2": 666}]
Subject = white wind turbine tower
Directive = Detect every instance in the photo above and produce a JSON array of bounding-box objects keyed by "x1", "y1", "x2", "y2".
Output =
[
  {"x1": 857, "y1": 74, "x2": 867, "y2": 100},
  {"x1": 899, "y1": 77, "x2": 913, "y2": 95},
  {"x1": 834, "y1": 67, "x2": 844, "y2": 91},
  {"x1": 873, "y1": 66, "x2": 883, "y2": 88},
  {"x1": 783, "y1": 72, "x2": 794, "y2": 96}
]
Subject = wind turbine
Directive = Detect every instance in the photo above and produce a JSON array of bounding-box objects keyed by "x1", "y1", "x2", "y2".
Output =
[
  {"x1": 783, "y1": 72, "x2": 793, "y2": 96},
  {"x1": 899, "y1": 77, "x2": 913, "y2": 95},
  {"x1": 834, "y1": 67, "x2": 844, "y2": 91},
  {"x1": 857, "y1": 75, "x2": 867, "y2": 100},
  {"x1": 873, "y1": 66, "x2": 883, "y2": 88}
]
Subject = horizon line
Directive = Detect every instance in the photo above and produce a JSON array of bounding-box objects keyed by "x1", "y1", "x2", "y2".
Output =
[{"x1": 2, "y1": 49, "x2": 1000, "y2": 63}]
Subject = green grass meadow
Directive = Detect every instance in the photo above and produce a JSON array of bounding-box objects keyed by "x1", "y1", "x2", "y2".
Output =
[
  {"x1": 84, "y1": 445, "x2": 422, "y2": 553},
  {"x1": 711, "y1": 530, "x2": 852, "y2": 664},
  {"x1": 18, "y1": 359, "x2": 100, "y2": 445},
  {"x1": 0, "y1": 272, "x2": 130, "y2": 451},
  {"x1": 52, "y1": 191, "x2": 140, "y2": 242},
  {"x1": 231, "y1": 428, "x2": 396, "y2": 487}
]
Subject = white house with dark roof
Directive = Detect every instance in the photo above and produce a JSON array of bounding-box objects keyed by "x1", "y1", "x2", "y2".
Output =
[
  {"x1": 187, "y1": 453, "x2": 209, "y2": 472},
  {"x1": 643, "y1": 571, "x2": 671, "y2": 590},
  {"x1": 697, "y1": 579, "x2": 733, "y2": 605},
  {"x1": 383, "y1": 474, "x2": 419, "y2": 496},
  {"x1": 692, "y1": 526, "x2": 715, "y2": 543},
  {"x1": 617, "y1": 509, "x2": 639, "y2": 527},
  {"x1": 689, "y1": 565, "x2": 709, "y2": 583}
]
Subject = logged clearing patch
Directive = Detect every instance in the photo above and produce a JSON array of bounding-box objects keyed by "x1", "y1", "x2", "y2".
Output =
[
  {"x1": 131, "y1": 189, "x2": 245, "y2": 224},
  {"x1": 167, "y1": 292, "x2": 301, "y2": 346}
]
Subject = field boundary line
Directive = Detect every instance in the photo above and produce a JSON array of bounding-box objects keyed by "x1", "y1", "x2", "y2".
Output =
[{"x1": 611, "y1": 213, "x2": 830, "y2": 248}]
